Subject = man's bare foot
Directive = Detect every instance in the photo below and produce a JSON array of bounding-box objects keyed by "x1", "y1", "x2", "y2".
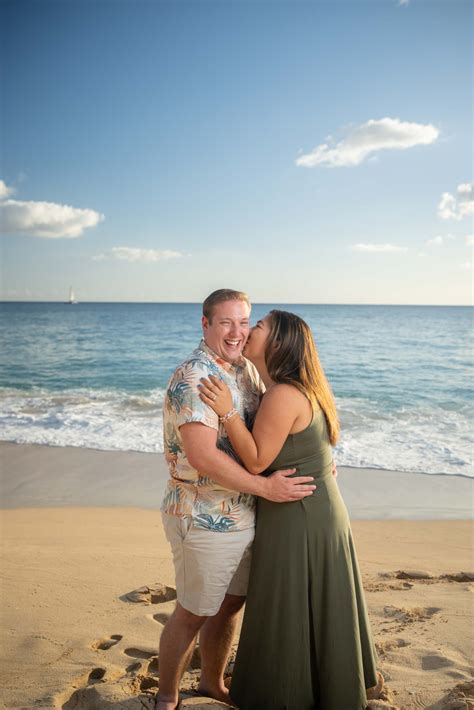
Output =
[
  {"x1": 196, "y1": 684, "x2": 230, "y2": 703},
  {"x1": 155, "y1": 696, "x2": 178, "y2": 710},
  {"x1": 366, "y1": 671, "x2": 384, "y2": 700}
]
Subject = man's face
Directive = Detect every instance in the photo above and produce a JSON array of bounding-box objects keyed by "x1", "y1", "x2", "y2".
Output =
[{"x1": 202, "y1": 300, "x2": 251, "y2": 364}]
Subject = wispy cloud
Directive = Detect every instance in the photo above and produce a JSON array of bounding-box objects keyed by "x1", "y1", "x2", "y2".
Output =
[
  {"x1": 437, "y1": 183, "x2": 474, "y2": 221},
  {"x1": 93, "y1": 247, "x2": 185, "y2": 263},
  {"x1": 398, "y1": 0, "x2": 410, "y2": 6},
  {"x1": 0, "y1": 179, "x2": 15, "y2": 199},
  {"x1": 0, "y1": 179, "x2": 104, "y2": 238},
  {"x1": 351, "y1": 243, "x2": 409, "y2": 253},
  {"x1": 425, "y1": 234, "x2": 455, "y2": 246},
  {"x1": 460, "y1": 261, "x2": 473, "y2": 271},
  {"x1": 296, "y1": 117, "x2": 439, "y2": 168},
  {"x1": 466, "y1": 235, "x2": 474, "y2": 247}
]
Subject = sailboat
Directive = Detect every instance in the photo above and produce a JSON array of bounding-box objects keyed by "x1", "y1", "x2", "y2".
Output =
[{"x1": 68, "y1": 287, "x2": 78, "y2": 305}]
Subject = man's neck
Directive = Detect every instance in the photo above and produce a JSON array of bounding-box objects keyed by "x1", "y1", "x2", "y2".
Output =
[{"x1": 201, "y1": 338, "x2": 241, "y2": 368}]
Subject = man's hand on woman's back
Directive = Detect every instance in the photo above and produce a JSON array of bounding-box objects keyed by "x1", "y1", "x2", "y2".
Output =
[{"x1": 261, "y1": 469, "x2": 316, "y2": 503}]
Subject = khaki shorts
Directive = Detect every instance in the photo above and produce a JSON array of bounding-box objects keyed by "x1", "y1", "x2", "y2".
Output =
[{"x1": 161, "y1": 512, "x2": 255, "y2": 617}]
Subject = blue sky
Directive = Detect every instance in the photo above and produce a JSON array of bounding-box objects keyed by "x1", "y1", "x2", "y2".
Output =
[{"x1": 1, "y1": 0, "x2": 472, "y2": 304}]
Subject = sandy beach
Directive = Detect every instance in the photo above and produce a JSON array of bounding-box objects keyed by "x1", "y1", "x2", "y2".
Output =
[{"x1": 1, "y1": 443, "x2": 473, "y2": 709}]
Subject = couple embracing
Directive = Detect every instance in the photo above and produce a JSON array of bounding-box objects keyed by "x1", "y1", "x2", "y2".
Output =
[{"x1": 157, "y1": 289, "x2": 378, "y2": 710}]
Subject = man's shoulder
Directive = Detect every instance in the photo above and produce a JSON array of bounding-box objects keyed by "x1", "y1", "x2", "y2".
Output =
[
  {"x1": 164, "y1": 344, "x2": 220, "y2": 429},
  {"x1": 177, "y1": 345, "x2": 207, "y2": 370},
  {"x1": 169, "y1": 345, "x2": 220, "y2": 385}
]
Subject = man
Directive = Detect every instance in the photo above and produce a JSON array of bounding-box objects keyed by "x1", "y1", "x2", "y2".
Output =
[{"x1": 157, "y1": 289, "x2": 316, "y2": 710}]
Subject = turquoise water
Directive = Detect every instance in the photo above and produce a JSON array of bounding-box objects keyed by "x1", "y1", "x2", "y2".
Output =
[{"x1": 0, "y1": 302, "x2": 472, "y2": 476}]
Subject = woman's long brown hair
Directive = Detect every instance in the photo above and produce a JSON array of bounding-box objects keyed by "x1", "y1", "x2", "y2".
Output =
[{"x1": 265, "y1": 310, "x2": 340, "y2": 446}]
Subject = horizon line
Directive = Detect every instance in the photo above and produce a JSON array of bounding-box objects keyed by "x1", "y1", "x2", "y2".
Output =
[{"x1": 0, "y1": 300, "x2": 472, "y2": 308}]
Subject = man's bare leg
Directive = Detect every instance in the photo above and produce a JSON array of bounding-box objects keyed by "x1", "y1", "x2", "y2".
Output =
[
  {"x1": 156, "y1": 602, "x2": 207, "y2": 710},
  {"x1": 197, "y1": 594, "x2": 245, "y2": 702}
]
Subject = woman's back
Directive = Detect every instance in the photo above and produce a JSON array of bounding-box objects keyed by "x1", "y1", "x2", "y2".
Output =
[{"x1": 265, "y1": 407, "x2": 334, "y2": 478}]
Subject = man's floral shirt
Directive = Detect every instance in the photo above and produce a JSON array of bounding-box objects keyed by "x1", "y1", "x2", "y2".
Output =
[{"x1": 161, "y1": 340, "x2": 263, "y2": 532}]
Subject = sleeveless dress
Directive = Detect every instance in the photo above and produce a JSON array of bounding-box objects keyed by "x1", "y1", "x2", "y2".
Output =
[{"x1": 230, "y1": 409, "x2": 378, "y2": 710}]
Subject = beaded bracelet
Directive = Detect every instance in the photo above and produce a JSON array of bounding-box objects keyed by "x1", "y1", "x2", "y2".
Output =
[{"x1": 219, "y1": 408, "x2": 238, "y2": 424}]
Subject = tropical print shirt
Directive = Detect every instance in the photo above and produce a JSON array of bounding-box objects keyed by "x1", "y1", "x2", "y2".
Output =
[{"x1": 161, "y1": 339, "x2": 263, "y2": 532}]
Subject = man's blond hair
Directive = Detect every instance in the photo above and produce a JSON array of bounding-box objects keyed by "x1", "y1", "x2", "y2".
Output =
[{"x1": 202, "y1": 289, "x2": 250, "y2": 323}]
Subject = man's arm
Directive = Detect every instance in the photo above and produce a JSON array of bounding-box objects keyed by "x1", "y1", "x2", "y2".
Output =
[{"x1": 180, "y1": 422, "x2": 316, "y2": 503}]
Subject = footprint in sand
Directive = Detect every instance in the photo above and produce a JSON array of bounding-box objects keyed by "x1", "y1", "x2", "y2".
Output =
[
  {"x1": 421, "y1": 653, "x2": 455, "y2": 671},
  {"x1": 380, "y1": 605, "x2": 442, "y2": 636},
  {"x1": 441, "y1": 571, "x2": 474, "y2": 583},
  {"x1": 123, "y1": 582, "x2": 177, "y2": 605},
  {"x1": 365, "y1": 578, "x2": 414, "y2": 592},
  {"x1": 395, "y1": 570, "x2": 434, "y2": 581},
  {"x1": 87, "y1": 667, "x2": 107, "y2": 683},
  {"x1": 139, "y1": 676, "x2": 160, "y2": 692},
  {"x1": 124, "y1": 647, "x2": 157, "y2": 660},
  {"x1": 375, "y1": 638, "x2": 410, "y2": 657},
  {"x1": 92, "y1": 633, "x2": 123, "y2": 651},
  {"x1": 153, "y1": 611, "x2": 171, "y2": 625},
  {"x1": 60, "y1": 583, "x2": 240, "y2": 709},
  {"x1": 383, "y1": 605, "x2": 441, "y2": 623},
  {"x1": 380, "y1": 569, "x2": 474, "y2": 587},
  {"x1": 147, "y1": 657, "x2": 159, "y2": 675},
  {"x1": 126, "y1": 660, "x2": 143, "y2": 673},
  {"x1": 436, "y1": 679, "x2": 474, "y2": 709},
  {"x1": 447, "y1": 670, "x2": 471, "y2": 680}
]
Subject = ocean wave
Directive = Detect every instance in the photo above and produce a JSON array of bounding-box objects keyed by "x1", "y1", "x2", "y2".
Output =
[
  {"x1": 0, "y1": 388, "x2": 472, "y2": 477},
  {"x1": 0, "y1": 387, "x2": 166, "y2": 453},
  {"x1": 335, "y1": 397, "x2": 473, "y2": 477}
]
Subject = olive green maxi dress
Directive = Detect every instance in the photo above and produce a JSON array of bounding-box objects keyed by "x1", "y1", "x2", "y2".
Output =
[{"x1": 230, "y1": 409, "x2": 378, "y2": 710}]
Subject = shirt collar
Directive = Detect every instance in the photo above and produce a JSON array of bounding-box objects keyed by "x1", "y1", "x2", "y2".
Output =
[{"x1": 199, "y1": 338, "x2": 246, "y2": 373}]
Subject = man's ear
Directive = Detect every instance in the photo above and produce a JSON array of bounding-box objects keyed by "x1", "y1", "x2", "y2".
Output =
[{"x1": 202, "y1": 315, "x2": 209, "y2": 331}]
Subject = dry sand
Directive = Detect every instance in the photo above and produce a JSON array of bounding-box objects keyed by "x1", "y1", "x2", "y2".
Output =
[{"x1": 0, "y1": 443, "x2": 473, "y2": 710}]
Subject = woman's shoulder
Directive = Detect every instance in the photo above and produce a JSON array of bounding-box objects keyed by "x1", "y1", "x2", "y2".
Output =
[{"x1": 263, "y1": 382, "x2": 310, "y2": 407}]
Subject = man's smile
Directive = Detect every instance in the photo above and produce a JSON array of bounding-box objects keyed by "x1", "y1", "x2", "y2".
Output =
[{"x1": 224, "y1": 339, "x2": 242, "y2": 348}]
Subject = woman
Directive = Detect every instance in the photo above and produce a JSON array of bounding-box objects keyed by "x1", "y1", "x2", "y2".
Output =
[{"x1": 198, "y1": 310, "x2": 378, "y2": 710}]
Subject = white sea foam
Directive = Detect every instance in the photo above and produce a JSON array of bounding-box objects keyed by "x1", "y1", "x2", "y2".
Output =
[
  {"x1": 0, "y1": 387, "x2": 166, "y2": 453},
  {"x1": 0, "y1": 389, "x2": 472, "y2": 477},
  {"x1": 335, "y1": 397, "x2": 473, "y2": 477}
]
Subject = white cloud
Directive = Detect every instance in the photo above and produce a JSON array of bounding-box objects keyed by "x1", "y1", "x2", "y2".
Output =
[
  {"x1": 351, "y1": 243, "x2": 409, "y2": 253},
  {"x1": 0, "y1": 180, "x2": 15, "y2": 199},
  {"x1": 437, "y1": 183, "x2": 474, "y2": 220},
  {"x1": 426, "y1": 234, "x2": 455, "y2": 246},
  {"x1": 460, "y1": 261, "x2": 473, "y2": 271},
  {"x1": 296, "y1": 117, "x2": 439, "y2": 168},
  {"x1": 93, "y1": 247, "x2": 185, "y2": 263},
  {"x1": 426, "y1": 236, "x2": 443, "y2": 246},
  {"x1": 465, "y1": 235, "x2": 474, "y2": 246},
  {"x1": 0, "y1": 195, "x2": 104, "y2": 238},
  {"x1": 398, "y1": 0, "x2": 410, "y2": 5}
]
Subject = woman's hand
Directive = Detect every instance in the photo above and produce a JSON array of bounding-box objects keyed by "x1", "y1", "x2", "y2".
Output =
[{"x1": 198, "y1": 375, "x2": 234, "y2": 417}]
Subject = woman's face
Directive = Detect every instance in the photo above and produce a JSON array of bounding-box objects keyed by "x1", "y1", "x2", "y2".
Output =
[{"x1": 243, "y1": 315, "x2": 272, "y2": 361}]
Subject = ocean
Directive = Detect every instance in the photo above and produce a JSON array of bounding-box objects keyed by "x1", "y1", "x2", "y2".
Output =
[{"x1": 0, "y1": 302, "x2": 472, "y2": 477}]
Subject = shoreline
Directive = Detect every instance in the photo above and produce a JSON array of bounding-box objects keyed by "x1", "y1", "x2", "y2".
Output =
[
  {"x1": 1, "y1": 441, "x2": 473, "y2": 519},
  {"x1": 2, "y1": 438, "x2": 473, "y2": 479}
]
